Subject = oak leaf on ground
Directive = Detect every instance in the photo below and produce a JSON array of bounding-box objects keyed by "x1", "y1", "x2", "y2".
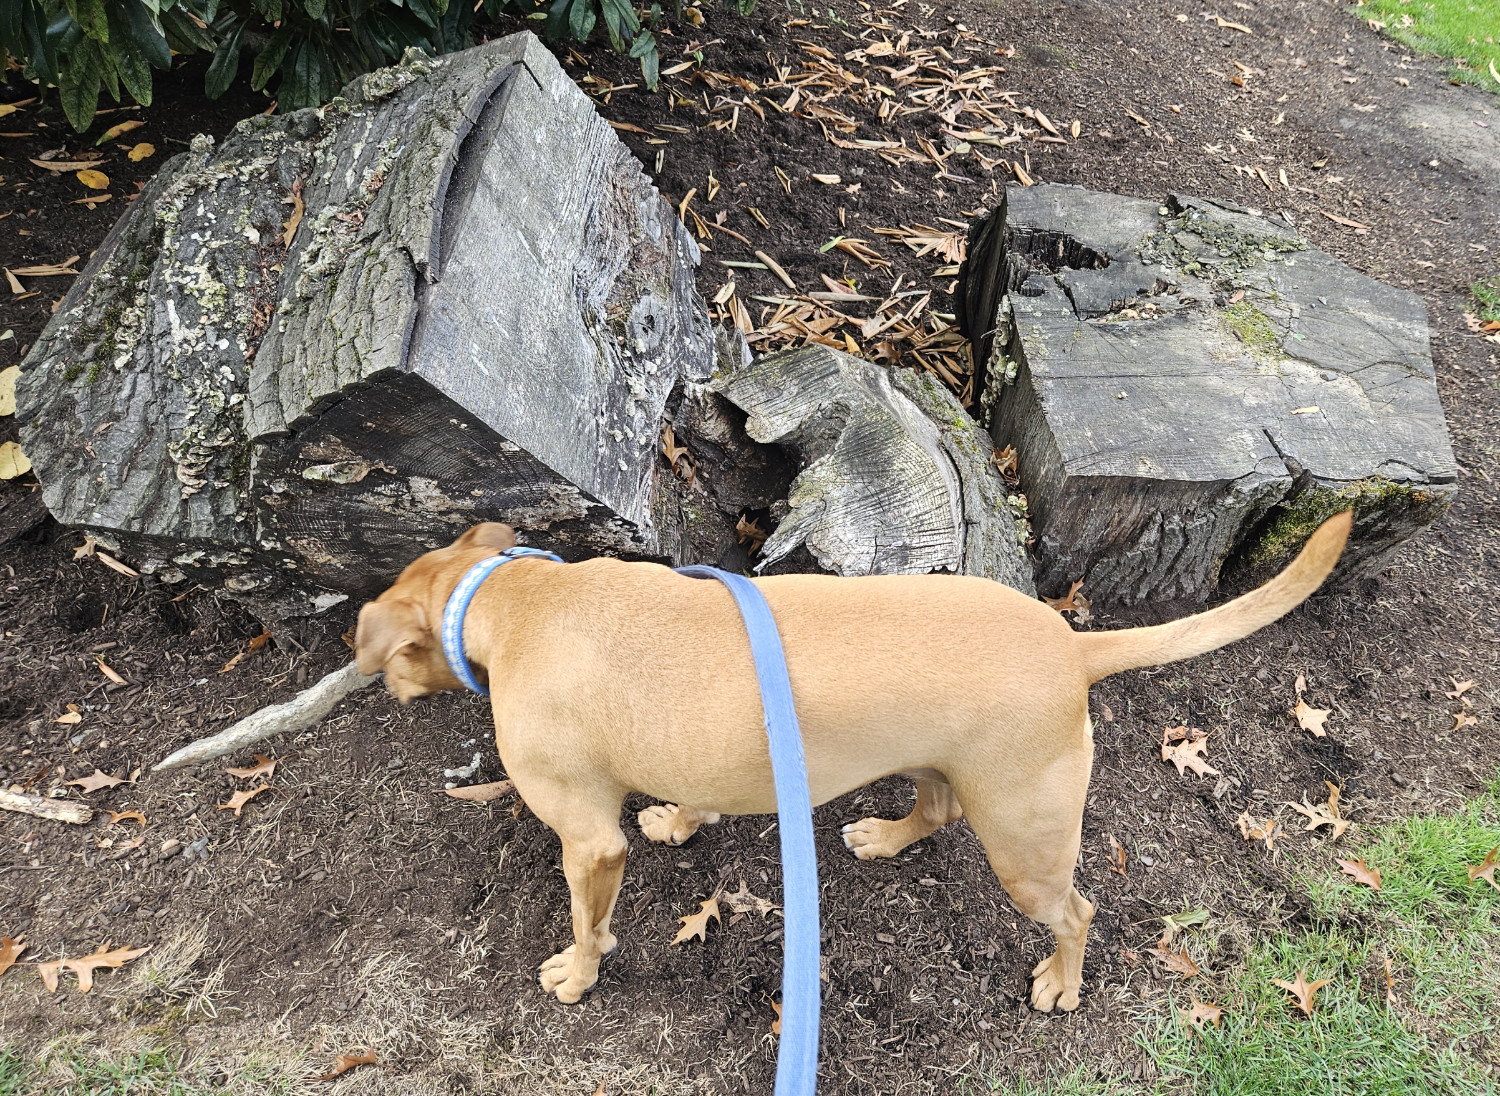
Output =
[
  {"x1": 1384, "y1": 957, "x2": 1397, "y2": 1008},
  {"x1": 315, "y1": 1047, "x2": 377, "y2": 1082},
  {"x1": 66, "y1": 769, "x2": 125, "y2": 794},
  {"x1": 0, "y1": 935, "x2": 25, "y2": 977},
  {"x1": 1292, "y1": 697, "x2": 1331, "y2": 737},
  {"x1": 224, "y1": 754, "x2": 278, "y2": 780},
  {"x1": 1161, "y1": 726, "x2": 1219, "y2": 778},
  {"x1": 1178, "y1": 997, "x2": 1222, "y2": 1032},
  {"x1": 38, "y1": 944, "x2": 150, "y2": 993},
  {"x1": 1469, "y1": 846, "x2": 1499, "y2": 890},
  {"x1": 671, "y1": 894, "x2": 721, "y2": 945},
  {"x1": 1444, "y1": 678, "x2": 1476, "y2": 699},
  {"x1": 1336, "y1": 858, "x2": 1381, "y2": 889},
  {"x1": 1452, "y1": 711, "x2": 1477, "y2": 730},
  {"x1": 1274, "y1": 969, "x2": 1333, "y2": 1016},
  {"x1": 771, "y1": 1000, "x2": 782, "y2": 1035},
  {"x1": 1158, "y1": 908, "x2": 1210, "y2": 945},
  {"x1": 1149, "y1": 946, "x2": 1200, "y2": 978},
  {"x1": 107, "y1": 810, "x2": 146, "y2": 828},
  {"x1": 218, "y1": 785, "x2": 273, "y2": 817},
  {"x1": 1288, "y1": 781, "x2": 1350, "y2": 840},
  {"x1": 220, "y1": 630, "x2": 271, "y2": 674}
]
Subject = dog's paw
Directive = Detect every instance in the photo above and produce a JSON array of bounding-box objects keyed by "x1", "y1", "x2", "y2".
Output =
[
  {"x1": 539, "y1": 944, "x2": 603, "y2": 1004},
  {"x1": 840, "y1": 817, "x2": 907, "y2": 860},
  {"x1": 637, "y1": 803, "x2": 716, "y2": 846},
  {"x1": 1028, "y1": 952, "x2": 1081, "y2": 1012}
]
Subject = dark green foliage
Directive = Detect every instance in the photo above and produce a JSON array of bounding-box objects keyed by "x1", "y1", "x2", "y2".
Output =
[{"x1": 1, "y1": 0, "x2": 756, "y2": 132}]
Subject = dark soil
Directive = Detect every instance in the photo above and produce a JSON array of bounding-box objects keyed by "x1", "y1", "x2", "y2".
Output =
[{"x1": 2, "y1": 0, "x2": 1499, "y2": 1091}]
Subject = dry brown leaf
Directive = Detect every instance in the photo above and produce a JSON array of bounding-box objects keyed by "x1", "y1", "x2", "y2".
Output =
[
  {"x1": 1178, "y1": 997, "x2": 1222, "y2": 1032},
  {"x1": 1149, "y1": 945, "x2": 1200, "y2": 978},
  {"x1": 107, "y1": 810, "x2": 146, "y2": 828},
  {"x1": 1288, "y1": 781, "x2": 1350, "y2": 840},
  {"x1": 723, "y1": 879, "x2": 779, "y2": 919},
  {"x1": 736, "y1": 514, "x2": 768, "y2": 555},
  {"x1": 0, "y1": 365, "x2": 18, "y2": 417},
  {"x1": 1237, "y1": 811, "x2": 1281, "y2": 850},
  {"x1": 671, "y1": 894, "x2": 721, "y2": 945},
  {"x1": 0, "y1": 934, "x2": 25, "y2": 978},
  {"x1": 127, "y1": 142, "x2": 155, "y2": 162},
  {"x1": 443, "y1": 780, "x2": 515, "y2": 803},
  {"x1": 220, "y1": 629, "x2": 272, "y2": 674},
  {"x1": 55, "y1": 710, "x2": 82, "y2": 725},
  {"x1": 218, "y1": 784, "x2": 273, "y2": 818},
  {"x1": 592, "y1": 1084, "x2": 606, "y2": 1096},
  {"x1": 73, "y1": 536, "x2": 96, "y2": 560},
  {"x1": 315, "y1": 1047, "x2": 377, "y2": 1082},
  {"x1": 50, "y1": 944, "x2": 150, "y2": 993},
  {"x1": 1452, "y1": 711, "x2": 1477, "y2": 730},
  {"x1": 0, "y1": 441, "x2": 31, "y2": 479},
  {"x1": 1043, "y1": 579, "x2": 1085, "y2": 613},
  {"x1": 1107, "y1": 834, "x2": 1127, "y2": 877},
  {"x1": 1383, "y1": 956, "x2": 1396, "y2": 1008},
  {"x1": 1293, "y1": 697, "x2": 1331, "y2": 738},
  {"x1": 770, "y1": 1000, "x2": 782, "y2": 1035},
  {"x1": 1336, "y1": 858, "x2": 1381, "y2": 890},
  {"x1": 990, "y1": 445, "x2": 1019, "y2": 483},
  {"x1": 282, "y1": 178, "x2": 305, "y2": 249},
  {"x1": 67, "y1": 769, "x2": 125, "y2": 794},
  {"x1": 224, "y1": 754, "x2": 278, "y2": 780},
  {"x1": 96, "y1": 552, "x2": 140, "y2": 578},
  {"x1": 97, "y1": 658, "x2": 128, "y2": 686},
  {"x1": 1273, "y1": 969, "x2": 1333, "y2": 1016},
  {"x1": 1444, "y1": 678, "x2": 1477, "y2": 699},
  {"x1": 28, "y1": 157, "x2": 104, "y2": 172},
  {"x1": 1469, "y1": 846, "x2": 1499, "y2": 890},
  {"x1": 1161, "y1": 727, "x2": 1220, "y2": 778}
]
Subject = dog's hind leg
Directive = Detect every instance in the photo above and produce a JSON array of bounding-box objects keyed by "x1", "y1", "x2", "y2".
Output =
[
  {"x1": 637, "y1": 802, "x2": 721, "y2": 846},
  {"x1": 841, "y1": 772, "x2": 964, "y2": 860},
  {"x1": 522, "y1": 779, "x2": 629, "y2": 1004},
  {"x1": 958, "y1": 751, "x2": 1095, "y2": 1012}
]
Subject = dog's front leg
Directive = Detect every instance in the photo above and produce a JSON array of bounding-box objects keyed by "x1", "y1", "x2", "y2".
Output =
[{"x1": 527, "y1": 799, "x2": 629, "y2": 1004}]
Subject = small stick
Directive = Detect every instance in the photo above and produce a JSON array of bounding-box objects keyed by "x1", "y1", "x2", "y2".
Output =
[
  {"x1": 0, "y1": 790, "x2": 92, "y2": 825},
  {"x1": 754, "y1": 250, "x2": 797, "y2": 291},
  {"x1": 153, "y1": 661, "x2": 377, "y2": 771}
]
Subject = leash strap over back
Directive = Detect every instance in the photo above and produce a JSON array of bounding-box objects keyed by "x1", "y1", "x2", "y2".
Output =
[
  {"x1": 677, "y1": 565, "x2": 821, "y2": 1096},
  {"x1": 441, "y1": 547, "x2": 564, "y2": 696}
]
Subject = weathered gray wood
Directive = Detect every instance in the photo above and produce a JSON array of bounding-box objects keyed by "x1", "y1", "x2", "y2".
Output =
[
  {"x1": 0, "y1": 790, "x2": 93, "y2": 825},
  {"x1": 17, "y1": 33, "x2": 714, "y2": 615},
  {"x1": 714, "y1": 345, "x2": 1034, "y2": 592},
  {"x1": 960, "y1": 184, "x2": 1457, "y2": 605}
]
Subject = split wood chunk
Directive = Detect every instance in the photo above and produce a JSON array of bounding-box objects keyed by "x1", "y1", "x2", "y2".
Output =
[
  {"x1": 715, "y1": 345, "x2": 1033, "y2": 592},
  {"x1": 0, "y1": 790, "x2": 93, "y2": 825},
  {"x1": 959, "y1": 184, "x2": 1457, "y2": 605}
]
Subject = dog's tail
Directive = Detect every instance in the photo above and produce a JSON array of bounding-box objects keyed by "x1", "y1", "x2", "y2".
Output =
[{"x1": 1074, "y1": 511, "x2": 1353, "y2": 683}]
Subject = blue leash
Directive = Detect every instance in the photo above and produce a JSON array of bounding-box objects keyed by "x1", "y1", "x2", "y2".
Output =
[
  {"x1": 441, "y1": 551, "x2": 820, "y2": 1095},
  {"x1": 677, "y1": 565, "x2": 821, "y2": 1096}
]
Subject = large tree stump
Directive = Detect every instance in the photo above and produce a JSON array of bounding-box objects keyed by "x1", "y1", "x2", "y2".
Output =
[
  {"x1": 16, "y1": 34, "x2": 1034, "y2": 613},
  {"x1": 18, "y1": 33, "x2": 712, "y2": 615},
  {"x1": 959, "y1": 184, "x2": 1457, "y2": 605}
]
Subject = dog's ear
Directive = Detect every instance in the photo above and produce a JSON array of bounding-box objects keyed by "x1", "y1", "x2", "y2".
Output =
[
  {"x1": 355, "y1": 598, "x2": 429, "y2": 675},
  {"x1": 453, "y1": 522, "x2": 517, "y2": 552}
]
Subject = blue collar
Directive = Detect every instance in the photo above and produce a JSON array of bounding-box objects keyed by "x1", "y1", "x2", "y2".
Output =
[{"x1": 440, "y1": 547, "x2": 564, "y2": 696}]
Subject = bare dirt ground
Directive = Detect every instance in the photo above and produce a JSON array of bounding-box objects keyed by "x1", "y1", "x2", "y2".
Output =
[{"x1": 2, "y1": 0, "x2": 1498, "y2": 1091}]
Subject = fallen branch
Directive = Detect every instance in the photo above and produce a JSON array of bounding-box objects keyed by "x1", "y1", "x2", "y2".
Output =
[
  {"x1": 0, "y1": 789, "x2": 93, "y2": 825},
  {"x1": 153, "y1": 662, "x2": 377, "y2": 771}
]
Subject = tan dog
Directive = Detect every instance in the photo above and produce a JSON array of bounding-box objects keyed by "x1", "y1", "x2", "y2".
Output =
[{"x1": 355, "y1": 511, "x2": 1352, "y2": 1011}]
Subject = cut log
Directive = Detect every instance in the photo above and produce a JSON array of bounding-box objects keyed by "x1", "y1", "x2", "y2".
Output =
[
  {"x1": 959, "y1": 184, "x2": 1457, "y2": 605},
  {"x1": 0, "y1": 790, "x2": 93, "y2": 825},
  {"x1": 17, "y1": 33, "x2": 712, "y2": 617}
]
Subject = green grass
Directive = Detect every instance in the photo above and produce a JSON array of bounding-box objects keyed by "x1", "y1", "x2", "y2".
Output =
[
  {"x1": 0, "y1": 1044, "x2": 302, "y2": 1096},
  {"x1": 1143, "y1": 772, "x2": 1500, "y2": 1095},
  {"x1": 1474, "y1": 276, "x2": 1500, "y2": 323},
  {"x1": 1354, "y1": 0, "x2": 1500, "y2": 94}
]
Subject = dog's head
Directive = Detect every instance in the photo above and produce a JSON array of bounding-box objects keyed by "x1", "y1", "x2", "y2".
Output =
[{"x1": 354, "y1": 522, "x2": 518, "y2": 702}]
